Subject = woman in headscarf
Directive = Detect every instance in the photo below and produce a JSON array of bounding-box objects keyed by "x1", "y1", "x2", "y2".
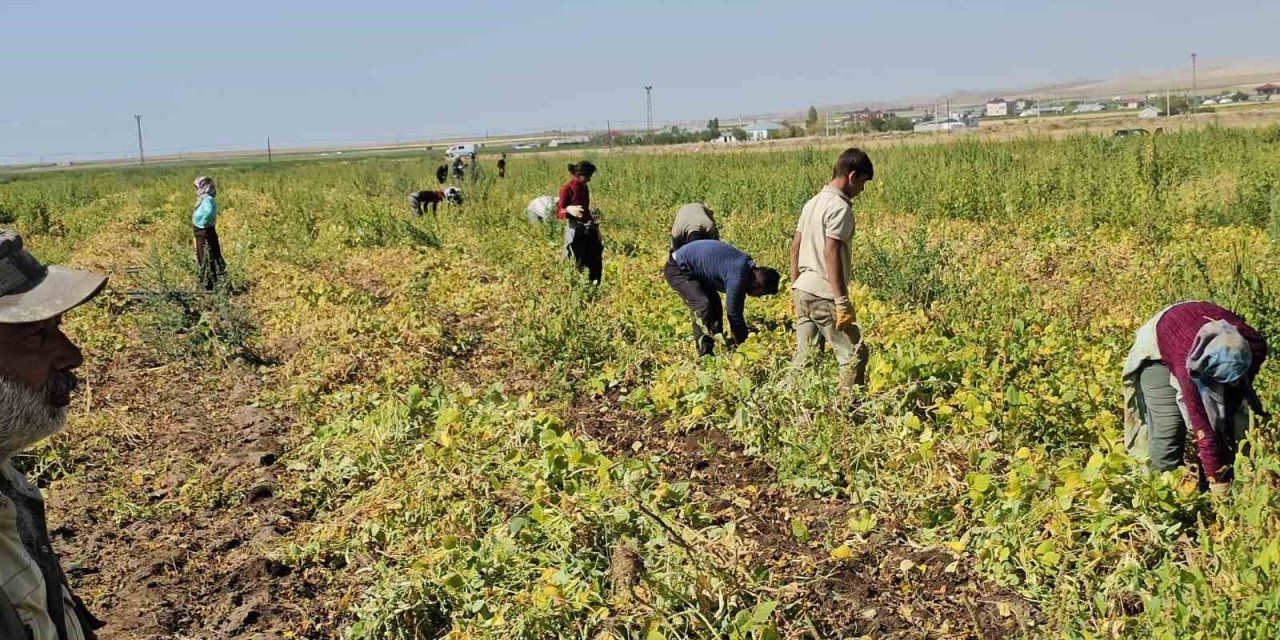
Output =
[
  {"x1": 557, "y1": 161, "x2": 602, "y2": 284},
  {"x1": 191, "y1": 176, "x2": 225, "y2": 291},
  {"x1": 1122, "y1": 301, "x2": 1268, "y2": 495}
]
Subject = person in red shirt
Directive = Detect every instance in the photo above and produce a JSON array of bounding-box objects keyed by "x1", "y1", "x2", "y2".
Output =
[
  {"x1": 557, "y1": 161, "x2": 602, "y2": 284},
  {"x1": 1123, "y1": 301, "x2": 1268, "y2": 495}
]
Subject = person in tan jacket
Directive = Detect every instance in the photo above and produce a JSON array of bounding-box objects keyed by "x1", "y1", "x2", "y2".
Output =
[{"x1": 0, "y1": 230, "x2": 105, "y2": 640}]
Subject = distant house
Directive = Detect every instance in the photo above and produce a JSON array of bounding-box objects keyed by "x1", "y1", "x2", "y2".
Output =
[
  {"x1": 1138, "y1": 106, "x2": 1162, "y2": 119},
  {"x1": 1254, "y1": 83, "x2": 1280, "y2": 96},
  {"x1": 985, "y1": 98, "x2": 1010, "y2": 118},
  {"x1": 843, "y1": 108, "x2": 890, "y2": 124},
  {"x1": 1217, "y1": 97, "x2": 1235, "y2": 105},
  {"x1": 1116, "y1": 98, "x2": 1141, "y2": 109},
  {"x1": 743, "y1": 121, "x2": 784, "y2": 141},
  {"x1": 1074, "y1": 102, "x2": 1105, "y2": 113}
]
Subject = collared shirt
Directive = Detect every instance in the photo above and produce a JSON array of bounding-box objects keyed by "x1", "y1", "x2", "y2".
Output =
[
  {"x1": 793, "y1": 185, "x2": 853, "y2": 300},
  {"x1": 672, "y1": 240, "x2": 755, "y2": 343},
  {"x1": 1, "y1": 463, "x2": 92, "y2": 640}
]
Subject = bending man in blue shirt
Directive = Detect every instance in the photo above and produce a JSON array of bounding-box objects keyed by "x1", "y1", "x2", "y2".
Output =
[{"x1": 664, "y1": 239, "x2": 781, "y2": 357}]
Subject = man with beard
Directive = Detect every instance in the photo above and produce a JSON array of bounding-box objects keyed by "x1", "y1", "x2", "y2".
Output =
[{"x1": 0, "y1": 230, "x2": 106, "y2": 639}]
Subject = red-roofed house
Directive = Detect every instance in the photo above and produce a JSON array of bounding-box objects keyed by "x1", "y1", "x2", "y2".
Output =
[{"x1": 1256, "y1": 83, "x2": 1280, "y2": 96}]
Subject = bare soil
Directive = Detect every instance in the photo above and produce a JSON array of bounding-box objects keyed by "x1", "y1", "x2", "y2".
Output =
[
  {"x1": 568, "y1": 393, "x2": 1041, "y2": 638},
  {"x1": 42, "y1": 350, "x2": 348, "y2": 639}
]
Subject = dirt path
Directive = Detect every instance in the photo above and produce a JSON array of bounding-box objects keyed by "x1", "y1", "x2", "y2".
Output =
[
  {"x1": 567, "y1": 393, "x2": 1041, "y2": 638},
  {"x1": 42, "y1": 349, "x2": 346, "y2": 639}
]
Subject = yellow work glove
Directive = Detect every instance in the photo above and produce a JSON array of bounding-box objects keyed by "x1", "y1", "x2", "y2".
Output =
[
  {"x1": 1209, "y1": 480, "x2": 1232, "y2": 499},
  {"x1": 834, "y1": 296, "x2": 856, "y2": 334}
]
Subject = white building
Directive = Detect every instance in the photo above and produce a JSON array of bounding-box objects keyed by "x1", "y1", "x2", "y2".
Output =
[
  {"x1": 1074, "y1": 102, "x2": 1105, "y2": 113},
  {"x1": 743, "y1": 121, "x2": 784, "y2": 141},
  {"x1": 914, "y1": 118, "x2": 968, "y2": 133},
  {"x1": 1117, "y1": 98, "x2": 1141, "y2": 109},
  {"x1": 985, "y1": 98, "x2": 1010, "y2": 118},
  {"x1": 1138, "y1": 106, "x2": 1162, "y2": 119}
]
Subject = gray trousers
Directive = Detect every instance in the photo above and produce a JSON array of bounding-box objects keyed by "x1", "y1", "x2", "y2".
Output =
[
  {"x1": 1137, "y1": 363, "x2": 1187, "y2": 471},
  {"x1": 792, "y1": 290, "x2": 868, "y2": 386}
]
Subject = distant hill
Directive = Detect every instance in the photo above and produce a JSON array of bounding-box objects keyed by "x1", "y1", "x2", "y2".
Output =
[{"x1": 742, "y1": 58, "x2": 1280, "y2": 123}]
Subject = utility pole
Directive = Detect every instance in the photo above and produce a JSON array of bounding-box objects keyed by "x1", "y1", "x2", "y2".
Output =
[
  {"x1": 267, "y1": 137, "x2": 273, "y2": 165},
  {"x1": 644, "y1": 86, "x2": 653, "y2": 142},
  {"x1": 607, "y1": 120, "x2": 613, "y2": 149},
  {"x1": 1191, "y1": 53, "x2": 1198, "y2": 114},
  {"x1": 133, "y1": 115, "x2": 145, "y2": 166}
]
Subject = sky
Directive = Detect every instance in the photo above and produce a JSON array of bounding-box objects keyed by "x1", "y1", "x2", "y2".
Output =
[{"x1": 2, "y1": 0, "x2": 1278, "y2": 162}]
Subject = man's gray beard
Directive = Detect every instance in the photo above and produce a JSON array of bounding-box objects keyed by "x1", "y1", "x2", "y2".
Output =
[{"x1": 0, "y1": 376, "x2": 68, "y2": 461}]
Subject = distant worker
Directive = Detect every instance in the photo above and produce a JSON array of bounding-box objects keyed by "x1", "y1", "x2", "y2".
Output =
[
  {"x1": 0, "y1": 229, "x2": 106, "y2": 640},
  {"x1": 435, "y1": 163, "x2": 448, "y2": 185},
  {"x1": 526, "y1": 195, "x2": 557, "y2": 225},
  {"x1": 452, "y1": 156, "x2": 465, "y2": 183},
  {"x1": 790, "y1": 148, "x2": 874, "y2": 387},
  {"x1": 557, "y1": 161, "x2": 603, "y2": 285},
  {"x1": 192, "y1": 176, "x2": 226, "y2": 291},
  {"x1": 408, "y1": 187, "x2": 463, "y2": 216},
  {"x1": 469, "y1": 152, "x2": 479, "y2": 182},
  {"x1": 1122, "y1": 301, "x2": 1268, "y2": 495},
  {"x1": 670, "y1": 203, "x2": 719, "y2": 251},
  {"x1": 497, "y1": 153, "x2": 507, "y2": 179},
  {"x1": 664, "y1": 239, "x2": 780, "y2": 357}
]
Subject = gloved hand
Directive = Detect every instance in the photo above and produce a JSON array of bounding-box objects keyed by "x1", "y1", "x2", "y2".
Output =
[
  {"x1": 834, "y1": 296, "x2": 856, "y2": 334},
  {"x1": 1209, "y1": 480, "x2": 1232, "y2": 498},
  {"x1": 565, "y1": 205, "x2": 586, "y2": 219}
]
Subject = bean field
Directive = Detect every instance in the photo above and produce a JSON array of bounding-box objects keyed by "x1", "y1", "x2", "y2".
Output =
[{"x1": 3, "y1": 126, "x2": 1280, "y2": 639}]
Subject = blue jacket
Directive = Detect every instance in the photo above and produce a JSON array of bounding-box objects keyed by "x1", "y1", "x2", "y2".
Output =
[
  {"x1": 672, "y1": 239, "x2": 755, "y2": 343},
  {"x1": 192, "y1": 195, "x2": 217, "y2": 229}
]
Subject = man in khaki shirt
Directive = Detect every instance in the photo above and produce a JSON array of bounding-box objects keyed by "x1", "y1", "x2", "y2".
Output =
[
  {"x1": 0, "y1": 230, "x2": 105, "y2": 640},
  {"x1": 789, "y1": 148, "x2": 874, "y2": 387}
]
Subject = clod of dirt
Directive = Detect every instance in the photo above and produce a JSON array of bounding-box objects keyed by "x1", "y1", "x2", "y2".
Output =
[{"x1": 608, "y1": 542, "x2": 644, "y2": 601}]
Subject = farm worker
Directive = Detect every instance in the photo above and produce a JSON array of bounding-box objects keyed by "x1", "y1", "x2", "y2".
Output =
[
  {"x1": 670, "y1": 203, "x2": 719, "y2": 251},
  {"x1": 469, "y1": 152, "x2": 479, "y2": 182},
  {"x1": 407, "y1": 187, "x2": 463, "y2": 216},
  {"x1": 789, "y1": 148, "x2": 873, "y2": 387},
  {"x1": 497, "y1": 153, "x2": 508, "y2": 179},
  {"x1": 0, "y1": 229, "x2": 106, "y2": 640},
  {"x1": 1122, "y1": 301, "x2": 1268, "y2": 495},
  {"x1": 526, "y1": 195, "x2": 557, "y2": 225},
  {"x1": 191, "y1": 176, "x2": 226, "y2": 291},
  {"x1": 452, "y1": 157, "x2": 465, "y2": 182},
  {"x1": 664, "y1": 239, "x2": 781, "y2": 357},
  {"x1": 558, "y1": 161, "x2": 603, "y2": 285},
  {"x1": 435, "y1": 163, "x2": 448, "y2": 185}
]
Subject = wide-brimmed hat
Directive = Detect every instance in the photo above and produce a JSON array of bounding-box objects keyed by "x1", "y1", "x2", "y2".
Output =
[{"x1": 0, "y1": 230, "x2": 107, "y2": 324}]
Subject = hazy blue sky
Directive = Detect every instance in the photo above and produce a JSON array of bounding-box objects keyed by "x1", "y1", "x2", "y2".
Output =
[{"x1": 2, "y1": 0, "x2": 1277, "y2": 162}]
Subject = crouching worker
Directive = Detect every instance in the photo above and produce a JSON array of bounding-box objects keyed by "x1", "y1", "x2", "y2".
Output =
[
  {"x1": 1122, "y1": 301, "x2": 1268, "y2": 495},
  {"x1": 664, "y1": 239, "x2": 780, "y2": 357},
  {"x1": 670, "y1": 203, "x2": 719, "y2": 251},
  {"x1": 526, "y1": 195, "x2": 557, "y2": 225},
  {"x1": 0, "y1": 230, "x2": 106, "y2": 639},
  {"x1": 408, "y1": 187, "x2": 462, "y2": 216}
]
